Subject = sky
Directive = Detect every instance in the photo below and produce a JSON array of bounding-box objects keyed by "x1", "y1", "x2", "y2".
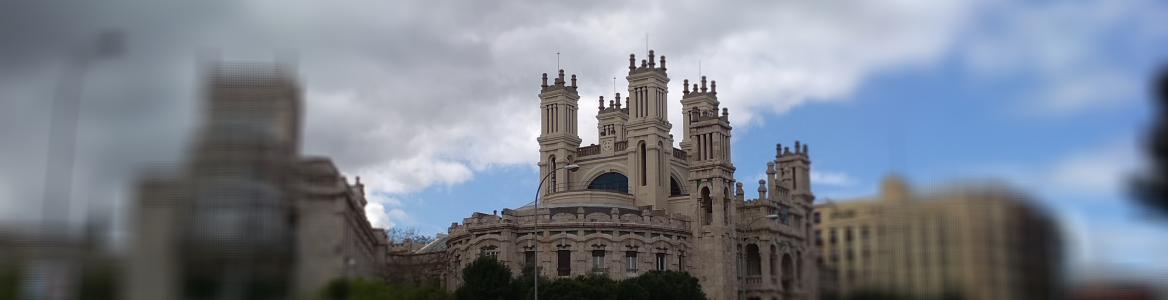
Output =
[{"x1": 1, "y1": 0, "x2": 1166, "y2": 284}]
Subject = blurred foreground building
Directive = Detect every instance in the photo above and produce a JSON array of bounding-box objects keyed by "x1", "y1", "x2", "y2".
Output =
[
  {"x1": 442, "y1": 50, "x2": 818, "y2": 300},
  {"x1": 814, "y1": 176, "x2": 1063, "y2": 300},
  {"x1": 128, "y1": 62, "x2": 387, "y2": 300}
]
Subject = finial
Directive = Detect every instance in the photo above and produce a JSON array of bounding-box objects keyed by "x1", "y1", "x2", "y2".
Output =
[
  {"x1": 648, "y1": 50, "x2": 655, "y2": 68},
  {"x1": 693, "y1": 84, "x2": 699, "y2": 92},
  {"x1": 625, "y1": 97, "x2": 629, "y2": 108},
  {"x1": 683, "y1": 79, "x2": 689, "y2": 94},
  {"x1": 660, "y1": 55, "x2": 666, "y2": 70},
  {"x1": 700, "y1": 76, "x2": 708, "y2": 93},
  {"x1": 356, "y1": 176, "x2": 362, "y2": 184},
  {"x1": 776, "y1": 143, "x2": 783, "y2": 157},
  {"x1": 609, "y1": 99, "x2": 615, "y2": 108},
  {"x1": 722, "y1": 107, "x2": 728, "y2": 117},
  {"x1": 541, "y1": 73, "x2": 548, "y2": 87},
  {"x1": 711, "y1": 81, "x2": 717, "y2": 94},
  {"x1": 615, "y1": 93, "x2": 622, "y2": 109},
  {"x1": 641, "y1": 59, "x2": 648, "y2": 68},
  {"x1": 795, "y1": 141, "x2": 801, "y2": 153},
  {"x1": 557, "y1": 69, "x2": 565, "y2": 85},
  {"x1": 784, "y1": 147, "x2": 791, "y2": 155},
  {"x1": 629, "y1": 54, "x2": 636, "y2": 71},
  {"x1": 599, "y1": 96, "x2": 605, "y2": 111},
  {"x1": 758, "y1": 179, "x2": 768, "y2": 199},
  {"x1": 803, "y1": 144, "x2": 809, "y2": 155},
  {"x1": 766, "y1": 161, "x2": 776, "y2": 173},
  {"x1": 736, "y1": 181, "x2": 745, "y2": 195},
  {"x1": 570, "y1": 74, "x2": 577, "y2": 87}
]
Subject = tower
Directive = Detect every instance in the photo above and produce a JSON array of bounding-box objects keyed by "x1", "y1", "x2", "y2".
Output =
[
  {"x1": 625, "y1": 50, "x2": 672, "y2": 208},
  {"x1": 596, "y1": 92, "x2": 628, "y2": 156},
  {"x1": 682, "y1": 74, "x2": 739, "y2": 299},
  {"x1": 776, "y1": 141, "x2": 817, "y2": 299},
  {"x1": 538, "y1": 70, "x2": 582, "y2": 194}
]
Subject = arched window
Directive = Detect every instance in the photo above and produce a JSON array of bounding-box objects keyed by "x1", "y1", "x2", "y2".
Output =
[
  {"x1": 701, "y1": 187, "x2": 712, "y2": 225},
  {"x1": 746, "y1": 244, "x2": 761, "y2": 276},
  {"x1": 639, "y1": 142, "x2": 647, "y2": 186},
  {"x1": 670, "y1": 177, "x2": 684, "y2": 196},
  {"x1": 781, "y1": 254, "x2": 794, "y2": 292},
  {"x1": 549, "y1": 156, "x2": 557, "y2": 193},
  {"x1": 587, "y1": 172, "x2": 629, "y2": 194}
]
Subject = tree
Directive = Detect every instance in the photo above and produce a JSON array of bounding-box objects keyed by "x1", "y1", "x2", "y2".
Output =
[
  {"x1": 320, "y1": 278, "x2": 451, "y2": 300},
  {"x1": 454, "y1": 257, "x2": 515, "y2": 300},
  {"x1": 1133, "y1": 67, "x2": 1168, "y2": 218},
  {"x1": 619, "y1": 271, "x2": 706, "y2": 300}
]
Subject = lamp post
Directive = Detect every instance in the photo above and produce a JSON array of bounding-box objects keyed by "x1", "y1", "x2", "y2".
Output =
[
  {"x1": 40, "y1": 31, "x2": 124, "y2": 231},
  {"x1": 532, "y1": 163, "x2": 579, "y2": 300}
]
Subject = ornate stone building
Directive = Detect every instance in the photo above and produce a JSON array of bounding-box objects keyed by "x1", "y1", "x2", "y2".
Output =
[{"x1": 443, "y1": 51, "x2": 818, "y2": 300}]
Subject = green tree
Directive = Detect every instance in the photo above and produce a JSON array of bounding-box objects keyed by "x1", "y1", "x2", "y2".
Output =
[
  {"x1": 620, "y1": 271, "x2": 705, "y2": 300},
  {"x1": 454, "y1": 257, "x2": 515, "y2": 300}
]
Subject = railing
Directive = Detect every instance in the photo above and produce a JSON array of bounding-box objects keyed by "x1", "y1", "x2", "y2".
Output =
[
  {"x1": 577, "y1": 144, "x2": 600, "y2": 156},
  {"x1": 672, "y1": 148, "x2": 687, "y2": 160},
  {"x1": 743, "y1": 275, "x2": 763, "y2": 287},
  {"x1": 614, "y1": 141, "x2": 627, "y2": 151}
]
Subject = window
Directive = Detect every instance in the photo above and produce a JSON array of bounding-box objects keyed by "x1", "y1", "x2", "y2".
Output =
[
  {"x1": 861, "y1": 226, "x2": 871, "y2": 240},
  {"x1": 829, "y1": 229, "x2": 838, "y2": 244},
  {"x1": 845, "y1": 227, "x2": 853, "y2": 242},
  {"x1": 525, "y1": 251, "x2": 536, "y2": 269},
  {"x1": 678, "y1": 251, "x2": 686, "y2": 271},
  {"x1": 815, "y1": 230, "x2": 823, "y2": 246},
  {"x1": 670, "y1": 177, "x2": 684, "y2": 196},
  {"x1": 587, "y1": 172, "x2": 629, "y2": 193},
  {"x1": 656, "y1": 253, "x2": 667, "y2": 271},
  {"x1": 625, "y1": 251, "x2": 638, "y2": 273},
  {"x1": 557, "y1": 250, "x2": 571, "y2": 276},
  {"x1": 480, "y1": 245, "x2": 498, "y2": 259},
  {"x1": 592, "y1": 250, "x2": 605, "y2": 272},
  {"x1": 640, "y1": 143, "x2": 647, "y2": 186},
  {"x1": 813, "y1": 212, "x2": 821, "y2": 224}
]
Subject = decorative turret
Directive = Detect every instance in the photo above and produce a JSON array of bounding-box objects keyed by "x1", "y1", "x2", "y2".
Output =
[
  {"x1": 775, "y1": 140, "x2": 813, "y2": 205},
  {"x1": 623, "y1": 50, "x2": 673, "y2": 209},
  {"x1": 538, "y1": 69, "x2": 582, "y2": 195}
]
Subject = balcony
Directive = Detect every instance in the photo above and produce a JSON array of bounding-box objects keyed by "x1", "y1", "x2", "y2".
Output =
[{"x1": 742, "y1": 275, "x2": 763, "y2": 287}]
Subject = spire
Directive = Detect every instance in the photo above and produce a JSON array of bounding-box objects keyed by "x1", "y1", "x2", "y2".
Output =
[
  {"x1": 711, "y1": 80, "x2": 717, "y2": 94},
  {"x1": 660, "y1": 55, "x2": 666, "y2": 70},
  {"x1": 629, "y1": 54, "x2": 636, "y2": 71},
  {"x1": 570, "y1": 74, "x2": 577, "y2": 88},
  {"x1": 541, "y1": 73, "x2": 548, "y2": 88},
  {"x1": 615, "y1": 92, "x2": 622, "y2": 109},
  {"x1": 700, "y1": 76, "x2": 708, "y2": 93},
  {"x1": 683, "y1": 79, "x2": 690, "y2": 94},
  {"x1": 598, "y1": 96, "x2": 605, "y2": 111},
  {"x1": 648, "y1": 50, "x2": 655, "y2": 68}
]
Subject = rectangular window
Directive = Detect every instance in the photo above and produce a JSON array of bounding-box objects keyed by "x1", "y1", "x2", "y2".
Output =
[
  {"x1": 625, "y1": 251, "x2": 638, "y2": 273},
  {"x1": 557, "y1": 250, "x2": 571, "y2": 276},
  {"x1": 525, "y1": 251, "x2": 536, "y2": 269},
  {"x1": 592, "y1": 250, "x2": 605, "y2": 272},
  {"x1": 845, "y1": 227, "x2": 853, "y2": 242},
  {"x1": 814, "y1": 212, "x2": 821, "y2": 224},
  {"x1": 678, "y1": 251, "x2": 686, "y2": 271},
  {"x1": 656, "y1": 253, "x2": 667, "y2": 271}
]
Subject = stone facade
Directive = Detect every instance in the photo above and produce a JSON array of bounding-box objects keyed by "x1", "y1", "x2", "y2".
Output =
[
  {"x1": 813, "y1": 176, "x2": 1062, "y2": 300},
  {"x1": 128, "y1": 62, "x2": 388, "y2": 300},
  {"x1": 443, "y1": 51, "x2": 818, "y2": 300}
]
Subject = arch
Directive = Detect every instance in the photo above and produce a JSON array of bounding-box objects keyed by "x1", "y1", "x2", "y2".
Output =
[
  {"x1": 670, "y1": 177, "x2": 684, "y2": 196},
  {"x1": 781, "y1": 253, "x2": 794, "y2": 292},
  {"x1": 746, "y1": 244, "x2": 761, "y2": 276},
  {"x1": 549, "y1": 155, "x2": 557, "y2": 193},
  {"x1": 701, "y1": 187, "x2": 713, "y2": 225},
  {"x1": 770, "y1": 245, "x2": 778, "y2": 280},
  {"x1": 588, "y1": 172, "x2": 629, "y2": 194}
]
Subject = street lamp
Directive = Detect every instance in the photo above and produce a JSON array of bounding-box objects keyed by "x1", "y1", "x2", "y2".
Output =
[
  {"x1": 532, "y1": 163, "x2": 578, "y2": 300},
  {"x1": 41, "y1": 31, "x2": 124, "y2": 231}
]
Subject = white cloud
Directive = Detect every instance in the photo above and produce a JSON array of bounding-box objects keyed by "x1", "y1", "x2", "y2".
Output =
[
  {"x1": 364, "y1": 202, "x2": 392, "y2": 229},
  {"x1": 961, "y1": 0, "x2": 1167, "y2": 114},
  {"x1": 1045, "y1": 138, "x2": 1141, "y2": 198},
  {"x1": 811, "y1": 170, "x2": 855, "y2": 187}
]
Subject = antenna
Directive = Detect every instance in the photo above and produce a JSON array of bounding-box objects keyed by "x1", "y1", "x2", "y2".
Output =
[
  {"x1": 613, "y1": 77, "x2": 617, "y2": 94},
  {"x1": 556, "y1": 51, "x2": 561, "y2": 70},
  {"x1": 645, "y1": 33, "x2": 649, "y2": 54},
  {"x1": 698, "y1": 59, "x2": 702, "y2": 78}
]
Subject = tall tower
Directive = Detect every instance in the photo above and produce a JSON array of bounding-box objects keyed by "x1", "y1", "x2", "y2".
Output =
[
  {"x1": 682, "y1": 75, "x2": 739, "y2": 299},
  {"x1": 625, "y1": 50, "x2": 672, "y2": 208},
  {"x1": 776, "y1": 141, "x2": 817, "y2": 299},
  {"x1": 538, "y1": 70, "x2": 582, "y2": 195}
]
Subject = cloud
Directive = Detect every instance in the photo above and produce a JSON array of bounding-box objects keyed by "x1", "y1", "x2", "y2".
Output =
[
  {"x1": 1045, "y1": 139, "x2": 1141, "y2": 197},
  {"x1": 364, "y1": 202, "x2": 392, "y2": 229},
  {"x1": 811, "y1": 170, "x2": 855, "y2": 187},
  {"x1": 961, "y1": 0, "x2": 1168, "y2": 115}
]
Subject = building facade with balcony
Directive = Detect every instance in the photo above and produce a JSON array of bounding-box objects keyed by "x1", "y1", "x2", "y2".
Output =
[{"x1": 443, "y1": 50, "x2": 818, "y2": 300}]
